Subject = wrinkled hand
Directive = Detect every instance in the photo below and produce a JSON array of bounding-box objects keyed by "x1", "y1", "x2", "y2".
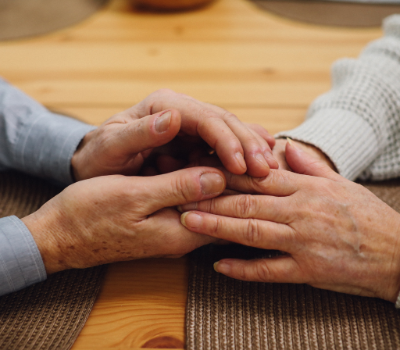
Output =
[
  {"x1": 179, "y1": 142, "x2": 400, "y2": 303},
  {"x1": 22, "y1": 167, "x2": 225, "y2": 274},
  {"x1": 71, "y1": 89, "x2": 277, "y2": 181}
]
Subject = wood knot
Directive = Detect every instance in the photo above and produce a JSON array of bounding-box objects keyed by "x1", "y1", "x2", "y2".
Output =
[{"x1": 142, "y1": 336, "x2": 184, "y2": 348}]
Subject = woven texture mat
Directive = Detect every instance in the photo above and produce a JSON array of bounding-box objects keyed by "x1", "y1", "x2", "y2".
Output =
[
  {"x1": 0, "y1": 171, "x2": 106, "y2": 350},
  {"x1": 0, "y1": 0, "x2": 108, "y2": 41},
  {"x1": 251, "y1": 0, "x2": 400, "y2": 27},
  {"x1": 186, "y1": 180, "x2": 400, "y2": 349}
]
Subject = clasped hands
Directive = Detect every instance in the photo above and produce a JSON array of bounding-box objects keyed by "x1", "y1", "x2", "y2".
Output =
[
  {"x1": 22, "y1": 89, "x2": 276, "y2": 273},
  {"x1": 22, "y1": 89, "x2": 400, "y2": 304}
]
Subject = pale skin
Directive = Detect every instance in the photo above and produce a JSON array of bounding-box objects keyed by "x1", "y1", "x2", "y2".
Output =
[
  {"x1": 180, "y1": 141, "x2": 400, "y2": 303},
  {"x1": 22, "y1": 90, "x2": 275, "y2": 275}
]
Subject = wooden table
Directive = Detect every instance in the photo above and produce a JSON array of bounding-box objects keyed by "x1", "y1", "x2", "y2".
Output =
[{"x1": 0, "y1": 0, "x2": 382, "y2": 348}]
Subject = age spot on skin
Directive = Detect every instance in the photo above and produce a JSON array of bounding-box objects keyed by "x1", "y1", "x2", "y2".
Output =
[
  {"x1": 68, "y1": 245, "x2": 75, "y2": 249},
  {"x1": 103, "y1": 247, "x2": 107, "y2": 250},
  {"x1": 92, "y1": 249, "x2": 100, "y2": 253},
  {"x1": 359, "y1": 244, "x2": 367, "y2": 252}
]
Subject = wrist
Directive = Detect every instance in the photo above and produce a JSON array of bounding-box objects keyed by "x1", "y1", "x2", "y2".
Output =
[
  {"x1": 22, "y1": 205, "x2": 71, "y2": 275},
  {"x1": 71, "y1": 130, "x2": 95, "y2": 182}
]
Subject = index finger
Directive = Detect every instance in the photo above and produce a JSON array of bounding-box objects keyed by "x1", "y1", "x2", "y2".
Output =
[{"x1": 180, "y1": 211, "x2": 294, "y2": 251}]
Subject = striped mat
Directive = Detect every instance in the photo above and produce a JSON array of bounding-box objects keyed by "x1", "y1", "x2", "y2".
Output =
[
  {"x1": 186, "y1": 180, "x2": 400, "y2": 349},
  {"x1": 0, "y1": 171, "x2": 106, "y2": 350}
]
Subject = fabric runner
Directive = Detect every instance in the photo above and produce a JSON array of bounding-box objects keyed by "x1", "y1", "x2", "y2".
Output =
[
  {"x1": 251, "y1": 0, "x2": 400, "y2": 27},
  {"x1": 0, "y1": 0, "x2": 108, "y2": 41},
  {"x1": 186, "y1": 180, "x2": 400, "y2": 349},
  {"x1": 0, "y1": 171, "x2": 106, "y2": 350}
]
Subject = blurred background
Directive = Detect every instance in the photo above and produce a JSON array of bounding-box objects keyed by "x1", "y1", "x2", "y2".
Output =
[{"x1": 0, "y1": 0, "x2": 384, "y2": 138}]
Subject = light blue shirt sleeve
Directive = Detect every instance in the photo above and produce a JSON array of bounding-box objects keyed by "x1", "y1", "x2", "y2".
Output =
[
  {"x1": 0, "y1": 78, "x2": 96, "y2": 296},
  {"x1": 0, "y1": 216, "x2": 47, "y2": 295},
  {"x1": 0, "y1": 78, "x2": 96, "y2": 184}
]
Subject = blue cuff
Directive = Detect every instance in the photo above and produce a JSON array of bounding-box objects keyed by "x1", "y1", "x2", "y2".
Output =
[
  {"x1": 13, "y1": 112, "x2": 96, "y2": 185},
  {"x1": 0, "y1": 216, "x2": 46, "y2": 296},
  {"x1": 0, "y1": 79, "x2": 96, "y2": 185}
]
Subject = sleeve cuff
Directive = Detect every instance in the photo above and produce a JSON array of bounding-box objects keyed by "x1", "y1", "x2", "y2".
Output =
[
  {"x1": 0, "y1": 79, "x2": 96, "y2": 185},
  {"x1": 14, "y1": 112, "x2": 96, "y2": 185},
  {"x1": 0, "y1": 216, "x2": 46, "y2": 296},
  {"x1": 275, "y1": 109, "x2": 380, "y2": 181}
]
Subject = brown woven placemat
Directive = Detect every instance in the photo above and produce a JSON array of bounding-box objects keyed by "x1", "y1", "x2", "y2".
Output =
[
  {"x1": 186, "y1": 180, "x2": 400, "y2": 349},
  {"x1": 0, "y1": 0, "x2": 109, "y2": 41},
  {"x1": 0, "y1": 170, "x2": 106, "y2": 350},
  {"x1": 251, "y1": 0, "x2": 400, "y2": 27}
]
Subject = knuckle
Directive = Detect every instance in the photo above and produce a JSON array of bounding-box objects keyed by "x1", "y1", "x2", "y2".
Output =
[
  {"x1": 236, "y1": 195, "x2": 256, "y2": 218},
  {"x1": 221, "y1": 111, "x2": 238, "y2": 122},
  {"x1": 252, "y1": 176, "x2": 270, "y2": 193},
  {"x1": 172, "y1": 175, "x2": 195, "y2": 203},
  {"x1": 252, "y1": 124, "x2": 271, "y2": 137},
  {"x1": 244, "y1": 219, "x2": 262, "y2": 245},
  {"x1": 207, "y1": 198, "x2": 218, "y2": 214},
  {"x1": 237, "y1": 265, "x2": 250, "y2": 281},
  {"x1": 249, "y1": 123, "x2": 263, "y2": 132},
  {"x1": 198, "y1": 198, "x2": 216, "y2": 213},
  {"x1": 198, "y1": 108, "x2": 216, "y2": 122},
  {"x1": 255, "y1": 262, "x2": 272, "y2": 282},
  {"x1": 209, "y1": 216, "x2": 221, "y2": 235},
  {"x1": 129, "y1": 119, "x2": 147, "y2": 138},
  {"x1": 254, "y1": 171, "x2": 288, "y2": 193},
  {"x1": 236, "y1": 263, "x2": 269, "y2": 282},
  {"x1": 154, "y1": 88, "x2": 176, "y2": 97}
]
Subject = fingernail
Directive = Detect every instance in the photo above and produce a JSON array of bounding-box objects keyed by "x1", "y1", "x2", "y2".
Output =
[
  {"x1": 214, "y1": 261, "x2": 231, "y2": 274},
  {"x1": 200, "y1": 173, "x2": 225, "y2": 195},
  {"x1": 155, "y1": 111, "x2": 172, "y2": 133},
  {"x1": 178, "y1": 202, "x2": 198, "y2": 213},
  {"x1": 181, "y1": 212, "x2": 203, "y2": 228},
  {"x1": 235, "y1": 152, "x2": 247, "y2": 171},
  {"x1": 264, "y1": 151, "x2": 279, "y2": 169},
  {"x1": 254, "y1": 153, "x2": 270, "y2": 169},
  {"x1": 286, "y1": 137, "x2": 296, "y2": 148}
]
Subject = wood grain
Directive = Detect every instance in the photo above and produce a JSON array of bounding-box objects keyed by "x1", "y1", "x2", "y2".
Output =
[
  {"x1": 0, "y1": 0, "x2": 382, "y2": 348},
  {"x1": 72, "y1": 259, "x2": 188, "y2": 349}
]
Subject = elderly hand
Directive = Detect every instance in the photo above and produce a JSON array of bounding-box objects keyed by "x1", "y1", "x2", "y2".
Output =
[
  {"x1": 71, "y1": 89, "x2": 277, "y2": 181},
  {"x1": 21, "y1": 167, "x2": 225, "y2": 274},
  {"x1": 179, "y1": 142, "x2": 400, "y2": 303}
]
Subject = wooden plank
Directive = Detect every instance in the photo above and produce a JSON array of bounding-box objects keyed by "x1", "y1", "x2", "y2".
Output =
[
  {"x1": 0, "y1": 0, "x2": 381, "y2": 108},
  {"x1": 71, "y1": 258, "x2": 188, "y2": 349}
]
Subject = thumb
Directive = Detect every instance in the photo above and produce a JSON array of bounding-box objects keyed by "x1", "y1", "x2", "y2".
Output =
[
  {"x1": 285, "y1": 140, "x2": 340, "y2": 181},
  {"x1": 138, "y1": 167, "x2": 226, "y2": 213},
  {"x1": 112, "y1": 109, "x2": 181, "y2": 156}
]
